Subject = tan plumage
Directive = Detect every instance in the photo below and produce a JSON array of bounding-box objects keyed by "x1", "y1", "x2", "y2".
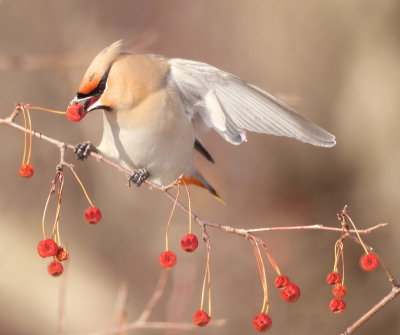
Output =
[{"x1": 71, "y1": 41, "x2": 336, "y2": 197}]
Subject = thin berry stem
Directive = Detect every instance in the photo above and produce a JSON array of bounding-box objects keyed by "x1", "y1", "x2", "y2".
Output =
[
  {"x1": 181, "y1": 180, "x2": 193, "y2": 234},
  {"x1": 66, "y1": 164, "x2": 95, "y2": 208},
  {"x1": 21, "y1": 106, "x2": 27, "y2": 166},
  {"x1": 41, "y1": 190, "x2": 52, "y2": 240},
  {"x1": 28, "y1": 105, "x2": 66, "y2": 115},
  {"x1": 164, "y1": 185, "x2": 180, "y2": 251},
  {"x1": 341, "y1": 244, "x2": 345, "y2": 285},
  {"x1": 250, "y1": 236, "x2": 269, "y2": 314},
  {"x1": 341, "y1": 207, "x2": 369, "y2": 255},
  {"x1": 52, "y1": 174, "x2": 64, "y2": 245},
  {"x1": 26, "y1": 107, "x2": 33, "y2": 164},
  {"x1": 199, "y1": 225, "x2": 213, "y2": 316},
  {"x1": 255, "y1": 236, "x2": 281, "y2": 276}
]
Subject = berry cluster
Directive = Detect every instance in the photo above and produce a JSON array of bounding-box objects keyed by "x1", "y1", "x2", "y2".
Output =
[
  {"x1": 157, "y1": 181, "x2": 211, "y2": 327},
  {"x1": 35, "y1": 168, "x2": 102, "y2": 277},
  {"x1": 250, "y1": 236, "x2": 301, "y2": 332},
  {"x1": 326, "y1": 207, "x2": 380, "y2": 313},
  {"x1": 37, "y1": 239, "x2": 68, "y2": 276}
]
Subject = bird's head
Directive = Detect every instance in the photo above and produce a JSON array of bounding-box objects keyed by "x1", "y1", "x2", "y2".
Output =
[{"x1": 70, "y1": 40, "x2": 122, "y2": 113}]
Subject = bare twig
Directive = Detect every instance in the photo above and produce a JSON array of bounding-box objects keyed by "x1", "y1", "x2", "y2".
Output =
[
  {"x1": 113, "y1": 281, "x2": 129, "y2": 335},
  {"x1": 65, "y1": 270, "x2": 224, "y2": 335},
  {"x1": 136, "y1": 270, "x2": 169, "y2": 324},
  {"x1": 340, "y1": 286, "x2": 400, "y2": 335}
]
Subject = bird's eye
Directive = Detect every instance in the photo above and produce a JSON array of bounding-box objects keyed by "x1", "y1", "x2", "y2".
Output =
[
  {"x1": 97, "y1": 77, "x2": 107, "y2": 93},
  {"x1": 76, "y1": 69, "x2": 109, "y2": 99}
]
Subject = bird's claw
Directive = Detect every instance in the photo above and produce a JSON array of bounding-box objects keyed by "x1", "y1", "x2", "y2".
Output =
[
  {"x1": 129, "y1": 168, "x2": 149, "y2": 187},
  {"x1": 74, "y1": 141, "x2": 96, "y2": 160}
]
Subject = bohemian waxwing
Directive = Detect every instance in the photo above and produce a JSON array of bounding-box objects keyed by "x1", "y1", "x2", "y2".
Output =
[{"x1": 70, "y1": 41, "x2": 335, "y2": 199}]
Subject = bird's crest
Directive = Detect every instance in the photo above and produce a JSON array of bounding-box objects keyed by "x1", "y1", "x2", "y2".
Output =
[{"x1": 78, "y1": 40, "x2": 123, "y2": 95}]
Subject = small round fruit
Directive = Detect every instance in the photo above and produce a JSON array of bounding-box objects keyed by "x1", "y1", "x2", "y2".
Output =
[
  {"x1": 159, "y1": 251, "x2": 177, "y2": 268},
  {"x1": 252, "y1": 313, "x2": 272, "y2": 332},
  {"x1": 18, "y1": 164, "x2": 34, "y2": 178},
  {"x1": 280, "y1": 282, "x2": 301, "y2": 302},
  {"x1": 84, "y1": 207, "x2": 102, "y2": 224},
  {"x1": 48, "y1": 261, "x2": 64, "y2": 277},
  {"x1": 56, "y1": 247, "x2": 69, "y2": 262},
  {"x1": 180, "y1": 234, "x2": 199, "y2": 252},
  {"x1": 37, "y1": 239, "x2": 59, "y2": 258},
  {"x1": 326, "y1": 272, "x2": 341, "y2": 285},
  {"x1": 329, "y1": 298, "x2": 346, "y2": 313},
  {"x1": 332, "y1": 284, "x2": 347, "y2": 298},
  {"x1": 359, "y1": 253, "x2": 379, "y2": 271},
  {"x1": 193, "y1": 310, "x2": 210, "y2": 327},
  {"x1": 66, "y1": 103, "x2": 87, "y2": 122},
  {"x1": 274, "y1": 275, "x2": 290, "y2": 289}
]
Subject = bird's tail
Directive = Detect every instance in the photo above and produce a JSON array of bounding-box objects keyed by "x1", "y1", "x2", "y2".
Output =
[{"x1": 182, "y1": 171, "x2": 225, "y2": 204}]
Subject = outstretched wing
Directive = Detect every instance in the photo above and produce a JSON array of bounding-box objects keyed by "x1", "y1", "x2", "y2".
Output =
[{"x1": 169, "y1": 58, "x2": 336, "y2": 147}]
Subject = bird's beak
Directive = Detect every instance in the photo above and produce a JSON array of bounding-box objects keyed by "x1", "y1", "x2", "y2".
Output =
[{"x1": 69, "y1": 95, "x2": 100, "y2": 112}]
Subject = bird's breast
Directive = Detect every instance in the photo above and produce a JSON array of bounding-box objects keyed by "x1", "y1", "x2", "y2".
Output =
[{"x1": 98, "y1": 84, "x2": 194, "y2": 186}]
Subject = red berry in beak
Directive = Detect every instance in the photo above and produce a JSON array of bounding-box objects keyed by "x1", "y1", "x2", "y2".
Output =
[
  {"x1": 48, "y1": 260, "x2": 64, "y2": 277},
  {"x1": 274, "y1": 275, "x2": 290, "y2": 289},
  {"x1": 37, "y1": 239, "x2": 59, "y2": 258},
  {"x1": 18, "y1": 164, "x2": 34, "y2": 178},
  {"x1": 329, "y1": 298, "x2": 346, "y2": 313},
  {"x1": 326, "y1": 272, "x2": 341, "y2": 285},
  {"x1": 84, "y1": 207, "x2": 102, "y2": 224},
  {"x1": 158, "y1": 251, "x2": 176, "y2": 268},
  {"x1": 193, "y1": 310, "x2": 210, "y2": 327},
  {"x1": 280, "y1": 282, "x2": 301, "y2": 302},
  {"x1": 359, "y1": 253, "x2": 379, "y2": 271},
  {"x1": 66, "y1": 103, "x2": 87, "y2": 122},
  {"x1": 252, "y1": 313, "x2": 272, "y2": 332},
  {"x1": 180, "y1": 234, "x2": 198, "y2": 252}
]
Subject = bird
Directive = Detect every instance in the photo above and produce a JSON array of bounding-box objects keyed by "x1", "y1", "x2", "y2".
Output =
[{"x1": 70, "y1": 41, "x2": 335, "y2": 200}]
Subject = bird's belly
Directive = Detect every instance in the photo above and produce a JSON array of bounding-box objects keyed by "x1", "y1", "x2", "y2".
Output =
[{"x1": 98, "y1": 113, "x2": 194, "y2": 186}]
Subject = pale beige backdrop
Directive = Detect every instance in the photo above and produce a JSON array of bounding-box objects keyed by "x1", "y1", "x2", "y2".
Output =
[{"x1": 0, "y1": 1, "x2": 399, "y2": 334}]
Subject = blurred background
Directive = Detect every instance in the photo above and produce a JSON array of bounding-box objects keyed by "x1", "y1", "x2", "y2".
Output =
[{"x1": 0, "y1": 0, "x2": 399, "y2": 334}]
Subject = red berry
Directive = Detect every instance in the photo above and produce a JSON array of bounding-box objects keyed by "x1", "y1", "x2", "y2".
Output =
[
  {"x1": 159, "y1": 251, "x2": 177, "y2": 268},
  {"x1": 332, "y1": 284, "x2": 347, "y2": 298},
  {"x1": 56, "y1": 247, "x2": 69, "y2": 262},
  {"x1": 18, "y1": 164, "x2": 34, "y2": 178},
  {"x1": 48, "y1": 261, "x2": 64, "y2": 277},
  {"x1": 180, "y1": 234, "x2": 199, "y2": 252},
  {"x1": 66, "y1": 103, "x2": 87, "y2": 122},
  {"x1": 252, "y1": 313, "x2": 272, "y2": 332},
  {"x1": 84, "y1": 207, "x2": 102, "y2": 224},
  {"x1": 193, "y1": 310, "x2": 210, "y2": 327},
  {"x1": 326, "y1": 272, "x2": 341, "y2": 285},
  {"x1": 359, "y1": 253, "x2": 379, "y2": 271},
  {"x1": 329, "y1": 298, "x2": 346, "y2": 313},
  {"x1": 280, "y1": 282, "x2": 301, "y2": 302},
  {"x1": 37, "y1": 239, "x2": 59, "y2": 258},
  {"x1": 274, "y1": 275, "x2": 290, "y2": 289}
]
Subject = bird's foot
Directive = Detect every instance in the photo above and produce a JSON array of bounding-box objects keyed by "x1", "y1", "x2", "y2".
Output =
[
  {"x1": 74, "y1": 141, "x2": 97, "y2": 160},
  {"x1": 128, "y1": 168, "x2": 149, "y2": 187}
]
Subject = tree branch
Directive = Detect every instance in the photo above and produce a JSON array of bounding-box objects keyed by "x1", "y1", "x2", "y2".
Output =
[
  {"x1": 1, "y1": 104, "x2": 395, "y2": 335},
  {"x1": 340, "y1": 286, "x2": 400, "y2": 335}
]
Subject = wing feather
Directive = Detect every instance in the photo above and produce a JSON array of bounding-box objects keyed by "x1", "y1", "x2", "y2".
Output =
[{"x1": 169, "y1": 58, "x2": 336, "y2": 147}]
